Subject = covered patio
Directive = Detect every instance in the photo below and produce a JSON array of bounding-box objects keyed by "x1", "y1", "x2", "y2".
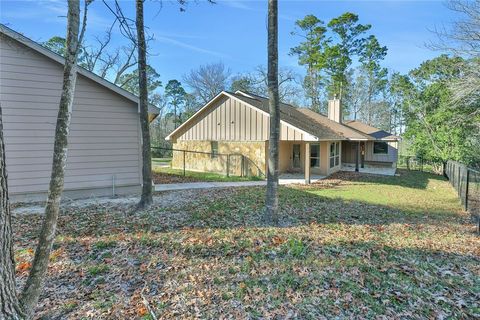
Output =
[{"x1": 278, "y1": 139, "x2": 396, "y2": 183}]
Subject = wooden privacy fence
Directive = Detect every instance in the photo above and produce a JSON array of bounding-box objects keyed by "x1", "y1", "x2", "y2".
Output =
[{"x1": 445, "y1": 161, "x2": 480, "y2": 233}]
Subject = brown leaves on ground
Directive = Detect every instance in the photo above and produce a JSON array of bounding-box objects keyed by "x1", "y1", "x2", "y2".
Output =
[
  {"x1": 11, "y1": 170, "x2": 480, "y2": 319},
  {"x1": 152, "y1": 171, "x2": 203, "y2": 184}
]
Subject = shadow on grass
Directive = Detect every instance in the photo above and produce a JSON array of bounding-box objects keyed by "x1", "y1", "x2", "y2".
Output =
[
  {"x1": 328, "y1": 169, "x2": 447, "y2": 190},
  {"x1": 12, "y1": 169, "x2": 478, "y2": 319},
  {"x1": 12, "y1": 170, "x2": 466, "y2": 245}
]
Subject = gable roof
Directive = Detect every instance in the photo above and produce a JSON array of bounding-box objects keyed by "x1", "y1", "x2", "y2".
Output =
[
  {"x1": 229, "y1": 91, "x2": 372, "y2": 141},
  {"x1": 167, "y1": 90, "x2": 380, "y2": 141},
  {"x1": 345, "y1": 120, "x2": 399, "y2": 141},
  {"x1": 0, "y1": 24, "x2": 160, "y2": 120}
]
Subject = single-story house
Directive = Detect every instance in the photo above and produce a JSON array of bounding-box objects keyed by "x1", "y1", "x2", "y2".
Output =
[
  {"x1": 0, "y1": 24, "x2": 159, "y2": 202},
  {"x1": 166, "y1": 90, "x2": 399, "y2": 182}
]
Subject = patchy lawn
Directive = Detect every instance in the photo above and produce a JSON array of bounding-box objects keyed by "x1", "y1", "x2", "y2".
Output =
[
  {"x1": 153, "y1": 166, "x2": 264, "y2": 184},
  {"x1": 12, "y1": 170, "x2": 479, "y2": 319},
  {"x1": 152, "y1": 157, "x2": 172, "y2": 168}
]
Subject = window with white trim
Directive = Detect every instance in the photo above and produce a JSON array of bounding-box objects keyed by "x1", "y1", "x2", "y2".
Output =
[{"x1": 330, "y1": 142, "x2": 340, "y2": 168}]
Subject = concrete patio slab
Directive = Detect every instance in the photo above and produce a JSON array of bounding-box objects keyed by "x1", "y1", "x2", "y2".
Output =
[
  {"x1": 341, "y1": 165, "x2": 396, "y2": 176},
  {"x1": 279, "y1": 174, "x2": 326, "y2": 185}
]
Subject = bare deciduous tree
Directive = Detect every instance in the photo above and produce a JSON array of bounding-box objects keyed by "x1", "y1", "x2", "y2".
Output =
[
  {"x1": 136, "y1": 0, "x2": 153, "y2": 209},
  {"x1": 231, "y1": 66, "x2": 301, "y2": 104},
  {"x1": 430, "y1": 0, "x2": 480, "y2": 57},
  {"x1": 183, "y1": 62, "x2": 231, "y2": 104},
  {"x1": 0, "y1": 103, "x2": 25, "y2": 319},
  {"x1": 430, "y1": 0, "x2": 480, "y2": 123},
  {"x1": 265, "y1": 0, "x2": 280, "y2": 225}
]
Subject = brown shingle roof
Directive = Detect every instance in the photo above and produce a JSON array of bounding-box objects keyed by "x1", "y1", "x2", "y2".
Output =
[
  {"x1": 345, "y1": 120, "x2": 399, "y2": 141},
  {"x1": 295, "y1": 108, "x2": 372, "y2": 140},
  {"x1": 230, "y1": 91, "x2": 372, "y2": 141}
]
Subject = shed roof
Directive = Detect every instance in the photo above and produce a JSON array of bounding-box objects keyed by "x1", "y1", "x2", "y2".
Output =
[{"x1": 0, "y1": 23, "x2": 160, "y2": 121}]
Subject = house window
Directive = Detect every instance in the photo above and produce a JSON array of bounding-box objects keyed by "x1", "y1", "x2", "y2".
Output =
[
  {"x1": 373, "y1": 141, "x2": 388, "y2": 154},
  {"x1": 211, "y1": 141, "x2": 218, "y2": 158},
  {"x1": 310, "y1": 144, "x2": 320, "y2": 168},
  {"x1": 330, "y1": 142, "x2": 340, "y2": 168}
]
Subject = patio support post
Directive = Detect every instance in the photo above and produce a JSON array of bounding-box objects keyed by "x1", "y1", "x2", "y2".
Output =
[
  {"x1": 305, "y1": 142, "x2": 311, "y2": 184},
  {"x1": 355, "y1": 141, "x2": 360, "y2": 172},
  {"x1": 361, "y1": 142, "x2": 365, "y2": 168}
]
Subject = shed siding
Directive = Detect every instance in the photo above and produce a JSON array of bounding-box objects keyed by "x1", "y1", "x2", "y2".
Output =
[
  {"x1": 1, "y1": 35, "x2": 141, "y2": 198},
  {"x1": 175, "y1": 96, "x2": 305, "y2": 142}
]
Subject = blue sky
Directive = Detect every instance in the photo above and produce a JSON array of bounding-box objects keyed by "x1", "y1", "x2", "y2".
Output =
[{"x1": 1, "y1": 0, "x2": 457, "y2": 89}]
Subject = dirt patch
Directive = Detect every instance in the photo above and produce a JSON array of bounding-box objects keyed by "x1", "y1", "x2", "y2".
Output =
[{"x1": 153, "y1": 171, "x2": 203, "y2": 184}]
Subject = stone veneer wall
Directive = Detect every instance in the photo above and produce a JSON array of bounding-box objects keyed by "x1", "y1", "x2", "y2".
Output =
[{"x1": 171, "y1": 141, "x2": 267, "y2": 177}]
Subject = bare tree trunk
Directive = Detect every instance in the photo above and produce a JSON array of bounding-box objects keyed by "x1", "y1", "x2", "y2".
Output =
[
  {"x1": 136, "y1": 0, "x2": 153, "y2": 209},
  {"x1": 19, "y1": 1, "x2": 84, "y2": 317},
  {"x1": 0, "y1": 105, "x2": 25, "y2": 320},
  {"x1": 265, "y1": 0, "x2": 279, "y2": 225}
]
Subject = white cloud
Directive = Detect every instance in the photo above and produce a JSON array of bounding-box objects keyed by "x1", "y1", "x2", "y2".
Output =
[{"x1": 153, "y1": 34, "x2": 228, "y2": 58}]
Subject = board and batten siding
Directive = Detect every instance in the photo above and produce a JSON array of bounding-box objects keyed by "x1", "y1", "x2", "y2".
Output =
[
  {"x1": 1, "y1": 35, "x2": 141, "y2": 200},
  {"x1": 175, "y1": 96, "x2": 305, "y2": 142},
  {"x1": 364, "y1": 141, "x2": 398, "y2": 163}
]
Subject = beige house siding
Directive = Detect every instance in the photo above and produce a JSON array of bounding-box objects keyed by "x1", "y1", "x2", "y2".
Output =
[
  {"x1": 342, "y1": 141, "x2": 398, "y2": 166},
  {"x1": 172, "y1": 141, "x2": 266, "y2": 176},
  {"x1": 277, "y1": 141, "x2": 340, "y2": 176},
  {"x1": 364, "y1": 141, "x2": 398, "y2": 163},
  {"x1": 174, "y1": 96, "x2": 306, "y2": 142},
  {"x1": 1, "y1": 34, "x2": 141, "y2": 201}
]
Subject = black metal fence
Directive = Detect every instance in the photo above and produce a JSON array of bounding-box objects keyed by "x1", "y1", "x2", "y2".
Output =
[
  {"x1": 151, "y1": 146, "x2": 265, "y2": 178},
  {"x1": 445, "y1": 161, "x2": 480, "y2": 233}
]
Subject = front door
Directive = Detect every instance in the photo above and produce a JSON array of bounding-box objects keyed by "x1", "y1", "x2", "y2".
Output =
[{"x1": 292, "y1": 144, "x2": 301, "y2": 169}]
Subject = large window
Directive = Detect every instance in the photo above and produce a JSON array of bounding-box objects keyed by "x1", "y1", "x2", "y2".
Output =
[
  {"x1": 310, "y1": 144, "x2": 320, "y2": 168},
  {"x1": 211, "y1": 141, "x2": 218, "y2": 158},
  {"x1": 373, "y1": 141, "x2": 388, "y2": 154},
  {"x1": 329, "y1": 142, "x2": 340, "y2": 168}
]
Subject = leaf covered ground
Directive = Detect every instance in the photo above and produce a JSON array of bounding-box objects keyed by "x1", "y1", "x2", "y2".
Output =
[{"x1": 12, "y1": 170, "x2": 480, "y2": 319}]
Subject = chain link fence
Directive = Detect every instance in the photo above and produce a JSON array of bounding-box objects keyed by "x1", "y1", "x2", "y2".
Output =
[
  {"x1": 151, "y1": 146, "x2": 265, "y2": 178},
  {"x1": 445, "y1": 161, "x2": 480, "y2": 233}
]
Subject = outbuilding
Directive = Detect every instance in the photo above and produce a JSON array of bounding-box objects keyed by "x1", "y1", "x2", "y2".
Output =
[{"x1": 0, "y1": 24, "x2": 159, "y2": 202}]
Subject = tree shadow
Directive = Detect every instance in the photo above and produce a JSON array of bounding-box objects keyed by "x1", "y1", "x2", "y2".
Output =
[
  {"x1": 14, "y1": 170, "x2": 467, "y2": 243},
  {"x1": 321, "y1": 169, "x2": 447, "y2": 190}
]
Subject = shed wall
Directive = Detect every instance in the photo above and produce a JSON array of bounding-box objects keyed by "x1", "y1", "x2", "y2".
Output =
[{"x1": 1, "y1": 35, "x2": 142, "y2": 201}]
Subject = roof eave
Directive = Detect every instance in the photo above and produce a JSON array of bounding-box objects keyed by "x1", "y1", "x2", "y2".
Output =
[{"x1": 0, "y1": 24, "x2": 161, "y2": 121}]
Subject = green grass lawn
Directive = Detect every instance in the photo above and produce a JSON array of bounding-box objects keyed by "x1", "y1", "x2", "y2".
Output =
[
  {"x1": 153, "y1": 166, "x2": 264, "y2": 183},
  {"x1": 152, "y1": 157, "x2": 172, "y2": 166},
  {"x1": 12, "y1": 170, "x2": 479, "y2": 318}
]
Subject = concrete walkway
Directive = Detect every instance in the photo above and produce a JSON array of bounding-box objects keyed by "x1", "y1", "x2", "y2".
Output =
[{"x1": 154, "y1": 181, "x2": 266, "y2": 192}]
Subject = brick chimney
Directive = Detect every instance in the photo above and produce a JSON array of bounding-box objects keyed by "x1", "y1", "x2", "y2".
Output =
[{"x1": 328, "y1": 98, "x2": 342, "y2": 123}]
